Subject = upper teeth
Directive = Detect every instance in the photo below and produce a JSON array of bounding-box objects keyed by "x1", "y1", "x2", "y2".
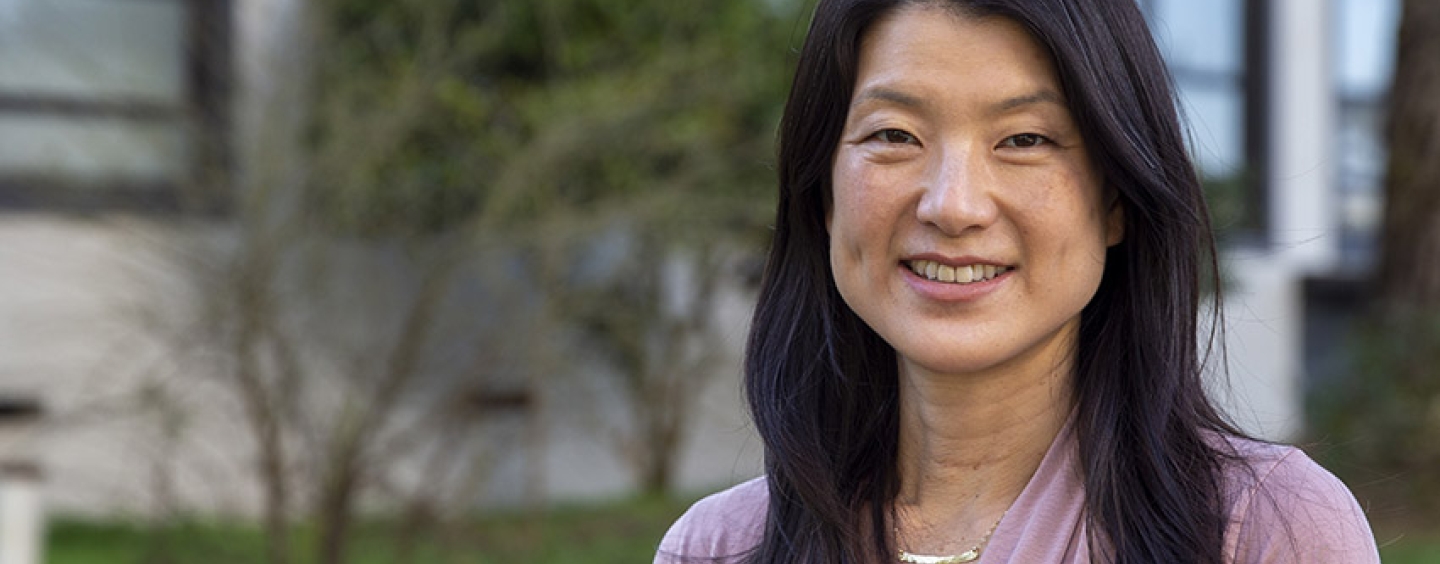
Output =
[{"x1": 907, "y1": 260, "x2": 1008, "y2": 284}]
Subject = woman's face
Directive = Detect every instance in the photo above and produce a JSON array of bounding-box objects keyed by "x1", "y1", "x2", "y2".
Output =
[{"x1": 829, "y1": 6, "x2": 1123, "y2": 379}]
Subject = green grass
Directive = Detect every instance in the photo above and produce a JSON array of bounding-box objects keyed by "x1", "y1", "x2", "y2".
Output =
[
  {"x1": 48, "y1": 519, "x2": 270, "y2": 564},
  {"x1": 47, "y1": 498, "x2": 1440, "y2": 563},
  {"x1": 47, "y1": 495, "x2": 693, "y2": 564},
  {"x1": 1379, "y1": 528, "x2": 1440, "y2": 564},
  {"x1": 1383, "y1": 543, "x2": 1440, "y2": 564}
]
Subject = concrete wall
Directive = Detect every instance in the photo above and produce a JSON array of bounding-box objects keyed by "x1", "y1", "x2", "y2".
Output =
[
  {"x1": 0, "y1": 213, "x2": 765, "y2": 518},
  {"x1": 0, "y1": 217, "x2": 258, "y2": 517}
]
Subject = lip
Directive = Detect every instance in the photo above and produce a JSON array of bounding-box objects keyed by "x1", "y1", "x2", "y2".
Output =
[
  {"x1": 902, "y1": 253, "x2": 1009, "y2": 268},
  {"x1": 899, "y1": 254, "x2": 1013, "y2": 302}
]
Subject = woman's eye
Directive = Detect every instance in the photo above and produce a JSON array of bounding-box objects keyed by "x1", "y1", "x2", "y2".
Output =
[
  {"x1": 871, "y1": 129, "x2": 918, "y2": 145},
  {"x1": 999, "y1": 133, "x2": 1049, "y2": 149}
]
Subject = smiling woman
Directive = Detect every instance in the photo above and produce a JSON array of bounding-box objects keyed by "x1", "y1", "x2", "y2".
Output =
[{"x1": 654, "y1": 1, "x2": 1380, "y2": 563}]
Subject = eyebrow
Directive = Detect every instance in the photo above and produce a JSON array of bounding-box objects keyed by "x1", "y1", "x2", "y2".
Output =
[
  {"x1": 850, "y1": 86, "x2": 1066, "y2": 116},
  {"x1": 851, "y1": 86, "x2": 924, "y2": 109},
  {"x1": 989, "y1": 89, "x2": 1064, "y2": 115}
]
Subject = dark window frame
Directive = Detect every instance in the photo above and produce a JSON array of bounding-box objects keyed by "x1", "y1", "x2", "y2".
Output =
[{"x1": 1242, "y1": 0, "x2": 1271, "y2": 245}]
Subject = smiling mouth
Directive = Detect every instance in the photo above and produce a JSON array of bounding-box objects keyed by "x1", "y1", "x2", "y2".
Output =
[{"x1": 904, "y1": 260, "x2": 1010, "y2": 285}]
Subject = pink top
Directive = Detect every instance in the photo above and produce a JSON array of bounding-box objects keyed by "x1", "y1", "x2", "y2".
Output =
[{"x1": 654, "y1": 420, "x2": 1379, "y2": 563}]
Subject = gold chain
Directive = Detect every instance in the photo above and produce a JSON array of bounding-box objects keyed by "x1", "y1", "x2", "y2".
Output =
[{"x1": 893, "y1": 507, "x2": 1006, "y2": 564}]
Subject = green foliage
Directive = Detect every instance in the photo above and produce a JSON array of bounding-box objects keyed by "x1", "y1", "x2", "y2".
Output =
[
  {"x1": 1307, "y1": 312, "x2": 1440, "y2": 518},
  {"x1": 1200, "y1": 169, "x2": 1253, "y2": 239},
  {"x1": 304, "y1": 0, "x2": 801, "y2": 241},
  {"x1": 272, "y1": 0, "x2": 802, "y2": 510}
]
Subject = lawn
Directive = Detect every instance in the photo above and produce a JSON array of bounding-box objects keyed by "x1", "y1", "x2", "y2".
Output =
[
  {"x1": 45, "y1": 497, "x2": 1440, "y2": 563},
  {"x1": 46, "y1": 495, "x2": 692, "y2": 564}
]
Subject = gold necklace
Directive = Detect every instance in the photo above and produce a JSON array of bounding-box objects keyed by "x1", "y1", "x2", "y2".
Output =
[{"x1": 893, "y1": 508, "x2": 1006, "y2": 564}]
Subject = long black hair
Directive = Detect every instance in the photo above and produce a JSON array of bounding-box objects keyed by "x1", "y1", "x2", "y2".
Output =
[{"x1": 743, "y1": 0, "x2": 1240, "y2": 562}]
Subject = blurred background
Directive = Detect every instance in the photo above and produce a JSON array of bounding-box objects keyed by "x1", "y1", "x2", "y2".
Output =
[{"x1": 0, "y1": 0, "x2": 1435, "y2": 562}]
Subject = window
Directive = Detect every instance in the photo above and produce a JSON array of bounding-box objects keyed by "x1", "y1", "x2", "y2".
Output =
[
  {"x1": 1333, "y1": 0, "x2": 1400, "y2": 267},
  {"x1": 1141, "y1": 0, "x2": 1267, "y2": 239},
  {"x1": 0, "y1": 0, "x2": 230, "y2": 213}
]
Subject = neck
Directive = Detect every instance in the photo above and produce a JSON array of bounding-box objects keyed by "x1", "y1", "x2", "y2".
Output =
[{"x1": 893, "y1": 346, "x2": 1074, "y2": 545}]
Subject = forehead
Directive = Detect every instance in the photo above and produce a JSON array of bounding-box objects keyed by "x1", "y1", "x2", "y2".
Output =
[{"x1": 852, "y1": 6, "x2": 1062, "y2": 109}]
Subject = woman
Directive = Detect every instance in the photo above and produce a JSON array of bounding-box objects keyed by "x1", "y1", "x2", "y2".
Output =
[{"x1": 656, "y1": 0, "x2": 1380, "y2": 562}]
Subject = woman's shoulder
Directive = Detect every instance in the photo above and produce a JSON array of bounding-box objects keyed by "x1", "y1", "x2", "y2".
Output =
[
  {"x1": 653, "y1": 476, "x2": 768, "y2": 564},
  {"x1": 1217, "y1": 435, "x2": 1380, "y2": 563}
]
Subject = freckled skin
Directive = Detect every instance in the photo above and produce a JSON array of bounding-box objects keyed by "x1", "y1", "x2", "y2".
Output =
[{"x1": 827, "y1": 7, "x2": 1124, "y2": 383}]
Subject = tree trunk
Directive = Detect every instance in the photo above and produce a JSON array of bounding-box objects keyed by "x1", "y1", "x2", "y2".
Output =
[
  {"x1": 230, "y1": 248, "x2": 291, "y2": 564},
  {"x1": 1349, "y1": 0, "x2": 1440, "y2": 517},
  {"x1": 1376, "y1": 0, "x2": 1440, "y2": 312},
  {"x1": 316, "y1": 447, "x2": 359, "y2": 564}
]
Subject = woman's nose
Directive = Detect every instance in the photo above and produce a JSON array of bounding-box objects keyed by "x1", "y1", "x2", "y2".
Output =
[{"x1": 915, "y1": 147, "x2": 1000, "y2": 236}]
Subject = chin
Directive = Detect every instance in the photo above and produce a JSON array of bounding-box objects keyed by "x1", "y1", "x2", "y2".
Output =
[{"x1": 898, "y1": 350, "x2": 1010, "y2": 377}]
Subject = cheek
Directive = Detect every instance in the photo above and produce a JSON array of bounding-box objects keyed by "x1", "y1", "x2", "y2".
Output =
[
  {"x1": 831, "y1": 154, "x2": 907, "y2": 227},
  {"x1": 828, "y1": 187, "x2": 867, "y2": 267},
  {"x1": 828, "y1": 161, "x2": 895, "y2": 288},
  {"x1": 828, "y1": 160, "x2": 872, "y2": 244},
  {"x1": 1059, "y1": 192, "x2": 1114, "y2": 271},
  {"x1": 1018, "y1": 172, "x2": 1110, "y2": 264}
]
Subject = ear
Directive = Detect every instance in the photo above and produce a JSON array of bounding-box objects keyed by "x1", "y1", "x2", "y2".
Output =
[{"x1": 1104, "y1": 191, "x2": 1124, "y2": 247}]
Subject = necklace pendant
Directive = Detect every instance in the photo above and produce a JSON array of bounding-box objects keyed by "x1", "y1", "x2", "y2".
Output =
[{"x1": 897, "y1": 548, "x2": 980, "y2": 563}]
